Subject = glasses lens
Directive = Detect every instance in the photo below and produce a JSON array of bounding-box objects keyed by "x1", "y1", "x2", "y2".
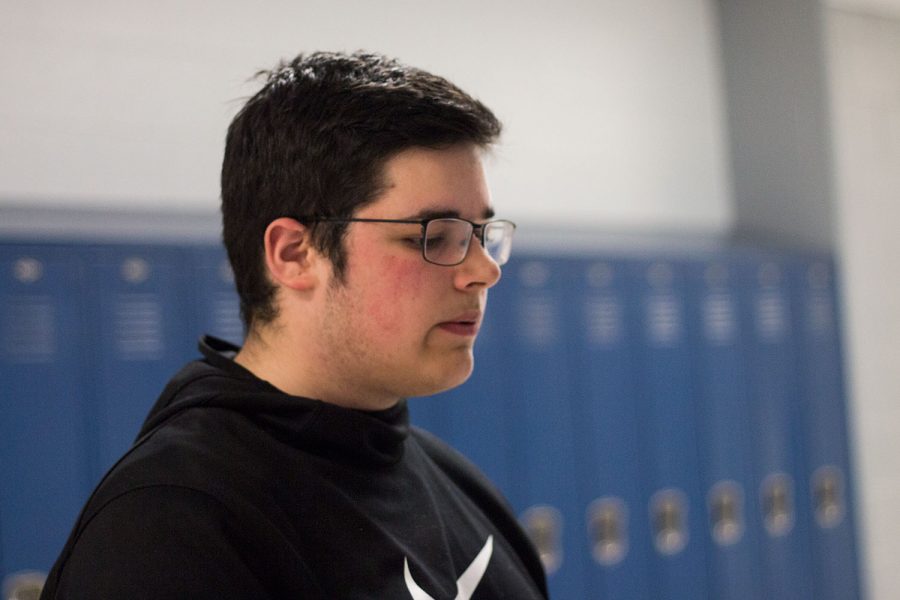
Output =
[
  {"x1": 423, "y1": 219, "x2": 473, "y2": 266},
  {"x1": 483, "y1": 221, "x2": 514, "y2": 266}
]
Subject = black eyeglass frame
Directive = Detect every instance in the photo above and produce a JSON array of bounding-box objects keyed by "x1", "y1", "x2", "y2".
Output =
[{"x1": 297, "y1": 216, "x2": 516, "y2": 267}]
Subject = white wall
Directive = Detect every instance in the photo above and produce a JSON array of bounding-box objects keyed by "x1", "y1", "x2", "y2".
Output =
[
  {"x1": 826, "y1": 9, "x2": 900, "y2": 600},
  {"x1": 830, "y1": 0, "x2": 900, "y2": 18},
  {"x1": 0, "y1": 0, "x2": 731, "y2": 233}
]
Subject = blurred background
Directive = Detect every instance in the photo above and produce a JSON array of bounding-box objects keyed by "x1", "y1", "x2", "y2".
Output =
[{"x1": 1, "y1": 0, "x2": 897, "y2": 598}]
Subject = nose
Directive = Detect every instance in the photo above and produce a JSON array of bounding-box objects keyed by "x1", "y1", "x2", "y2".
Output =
[{"x1": 453, "y1": 235, "x2": 502, "y2": 291}]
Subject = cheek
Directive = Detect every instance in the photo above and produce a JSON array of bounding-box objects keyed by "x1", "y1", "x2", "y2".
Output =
[{"x1": 363, "y1": 256, "x2": 430, "y2": 333}]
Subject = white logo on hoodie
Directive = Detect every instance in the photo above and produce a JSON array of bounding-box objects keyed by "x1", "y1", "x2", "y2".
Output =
[{"x1": 404, "y1": 535, "x2": 494, "y2": 600}]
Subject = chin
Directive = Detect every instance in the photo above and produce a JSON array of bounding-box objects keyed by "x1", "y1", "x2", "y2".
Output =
[{"x1": 414, "y1": 353, "x2": 475, "y2": 397}]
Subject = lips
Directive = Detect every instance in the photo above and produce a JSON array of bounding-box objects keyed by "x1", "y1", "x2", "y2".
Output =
[{"x1": 437, "y1": 310, "x2": 482, "y2": 337}]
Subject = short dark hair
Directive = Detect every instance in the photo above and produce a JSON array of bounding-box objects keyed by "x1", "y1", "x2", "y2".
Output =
[{"x1": 221, "y1": 51, "x2": 502, "y2": 330}]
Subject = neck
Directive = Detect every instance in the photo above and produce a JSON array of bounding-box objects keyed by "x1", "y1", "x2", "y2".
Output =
[{"x1": 234, "y1": 325, "x2": 401, "y2": 412}]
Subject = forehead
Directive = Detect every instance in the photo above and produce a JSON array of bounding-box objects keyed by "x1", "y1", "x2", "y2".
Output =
[{"x1": 360, "y1": 144, "x2": 494, "y2": 220}]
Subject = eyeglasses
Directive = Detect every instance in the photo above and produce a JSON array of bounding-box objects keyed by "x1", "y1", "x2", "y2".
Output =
[{"x1": 301, "y1": 217, "x2": 516, "y2": 266}]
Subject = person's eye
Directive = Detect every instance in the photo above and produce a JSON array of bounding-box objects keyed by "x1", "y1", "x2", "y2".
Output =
[
  {"x1": 403, "y1": 236, "x2": 424, "y2": 249},
  {"x1": 424, "y1": 235, "x2": 447, "y2": 248}
]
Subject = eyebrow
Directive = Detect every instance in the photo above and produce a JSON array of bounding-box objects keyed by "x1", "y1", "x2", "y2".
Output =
[{"x1": 406, "y1": 207, "x2": 496, "y2": 221}]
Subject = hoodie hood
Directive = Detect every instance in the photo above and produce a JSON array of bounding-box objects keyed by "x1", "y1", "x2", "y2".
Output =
[{"x1": 136, "y1": 335, "x2": 411, "y2": 467}]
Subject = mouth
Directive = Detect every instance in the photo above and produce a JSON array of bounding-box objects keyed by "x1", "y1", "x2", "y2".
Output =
[{"x1": 437, "y1": 310, "x2": 482, "y2": 337}]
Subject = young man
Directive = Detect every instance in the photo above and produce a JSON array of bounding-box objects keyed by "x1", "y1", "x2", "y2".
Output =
[{"x1": 41, "y1": 52, "x2": 548, "y2": 599}]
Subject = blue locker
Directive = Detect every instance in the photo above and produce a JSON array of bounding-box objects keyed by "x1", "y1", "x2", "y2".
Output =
[
  {"x1": 506, "y1": 255, "x2": 587, "y2": 599},
  {"x1": 737, "y1": 252, "x2": 814, "y2": 600},
  {"x1": 630, "y1": 257, "x2": 709, "y2": 600},
  {"x1": 684, "y1": 254, "x2": 761, "y2": 600},
  {"x1": 788, "y1": 254, "x2": 863, "y2": 600},
  {"x1": 406, "y1": 393, "x2": 451, "y2": 445},
  {"x1": 190, "y1": 245, "x2": 244, "y2": 347},
  {"x1": 0, "y1": 244, "x2": 93, "y2": 579},
  {"x1": 569, "y1": 256, "x2": 651, "y2": 599},
  {"x1": 85, "y1": 244, "x2": 195, "y2": 480}
]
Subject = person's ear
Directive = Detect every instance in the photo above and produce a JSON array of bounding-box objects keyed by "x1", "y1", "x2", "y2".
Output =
[{"x1": 262, "y1": 218, "x2": 322, "y2": 291}]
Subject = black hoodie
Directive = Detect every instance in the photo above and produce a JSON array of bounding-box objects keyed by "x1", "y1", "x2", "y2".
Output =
[{"x1": 40, "y1": 336, "x2": 548, "y2": 599}]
